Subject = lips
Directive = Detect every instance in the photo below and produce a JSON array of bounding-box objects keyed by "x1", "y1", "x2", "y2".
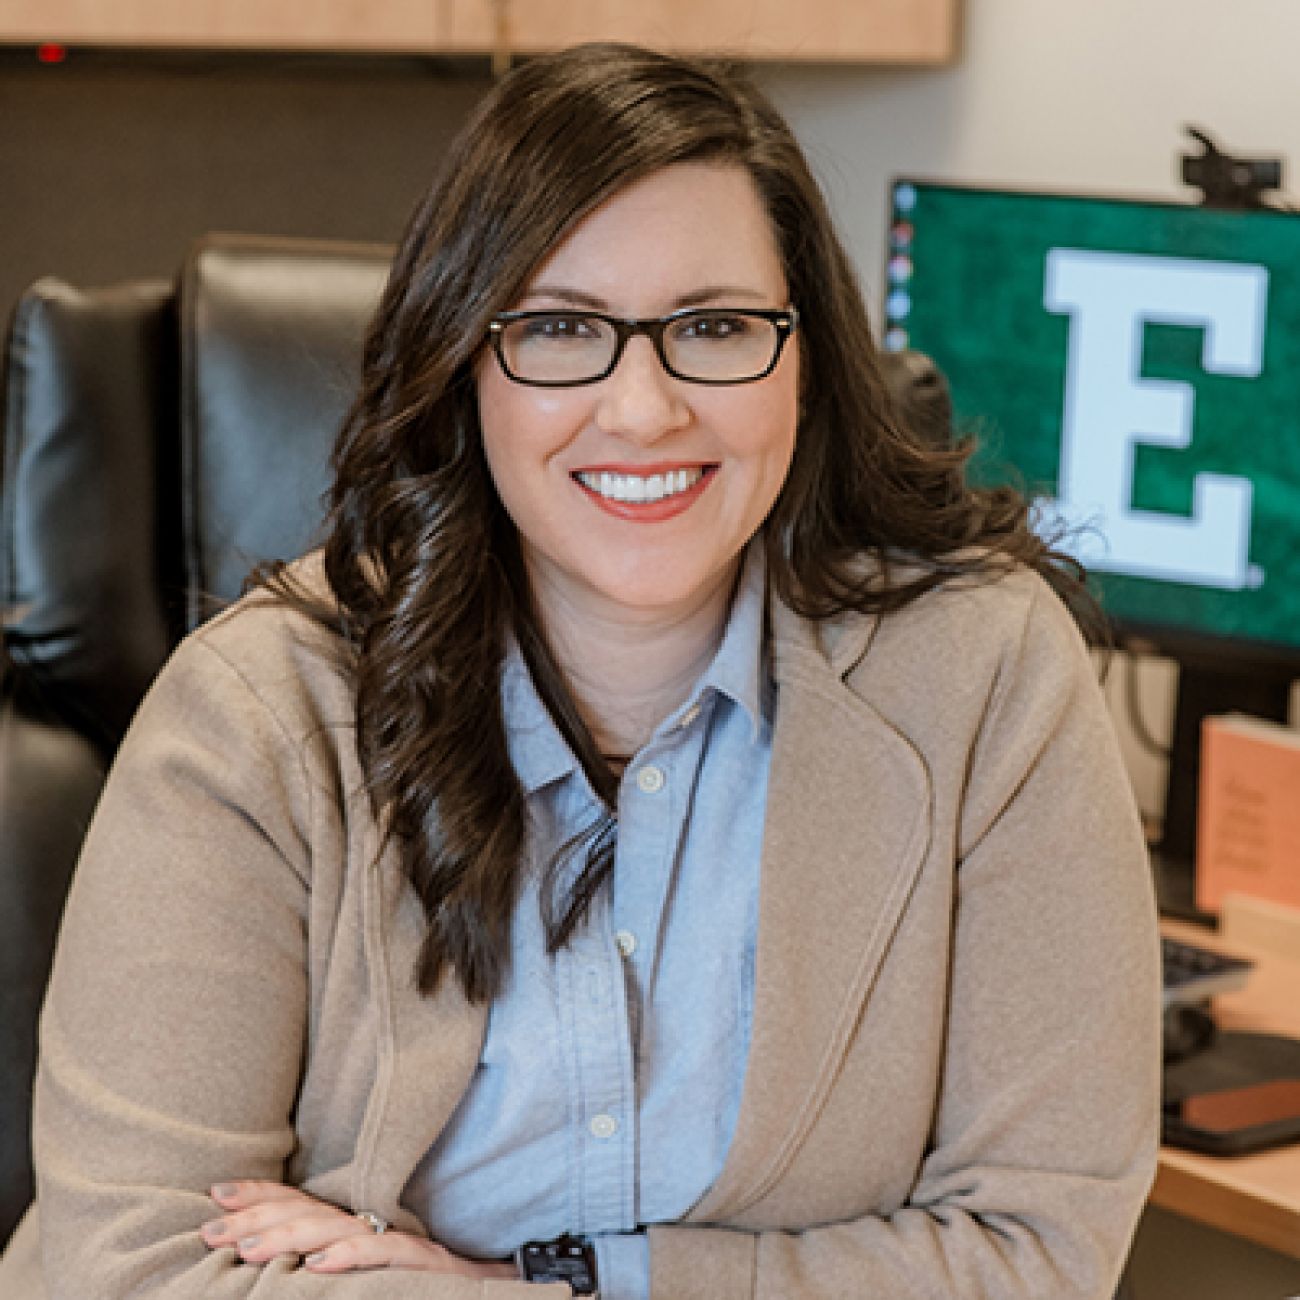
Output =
[{"x1": 572, "y1": 463, "x2": 717, "y2": 522}]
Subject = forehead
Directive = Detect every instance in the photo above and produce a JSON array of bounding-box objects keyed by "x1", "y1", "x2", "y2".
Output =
[{"x1": 521, "y1": 162, "x2": 787, "y2": 308}]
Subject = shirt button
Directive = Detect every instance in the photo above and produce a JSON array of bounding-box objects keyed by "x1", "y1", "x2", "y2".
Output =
[
  {"x1": 615, "y1": 930, "x2": 637, "y2": 958},
  {"x1": 589, "y1": 1113, "x2": 618, "y2": 1140},
  {"x1": 636, "y1": 764, "x2": 665, "y2": 794}
]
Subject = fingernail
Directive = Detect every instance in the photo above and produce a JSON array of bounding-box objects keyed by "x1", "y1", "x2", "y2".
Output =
[
  {"x1": 305, "y1": 1250, "x2": 330, "y2": 1267},
  {"x1": 211, "y1": 1183, "x2": 238, "y2": 1201},
  {"x1": 238, "y1": 1235, "x2": 260, "y2": 1251},
  {"x1": 201, "y1": 1219, "x2": 227, "y2": 1238}
]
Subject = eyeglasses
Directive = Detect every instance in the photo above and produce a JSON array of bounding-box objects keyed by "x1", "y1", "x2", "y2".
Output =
[{"x1": 487, "y1": 306, "x2": 799, "y2": 387}]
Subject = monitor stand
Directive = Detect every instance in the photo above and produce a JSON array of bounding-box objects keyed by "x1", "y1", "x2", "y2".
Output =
[{"x1": 1154, "y1": 662, "x2": 1292, "y2": 922}]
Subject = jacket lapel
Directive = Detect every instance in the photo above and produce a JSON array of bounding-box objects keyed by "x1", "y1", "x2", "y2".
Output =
[
  {"x1": 355, "y1": 835, "x2": 490, "y2": 1230},
  {"x1": 689, "y1": 597, "x2": 933, "y2": 1220}
]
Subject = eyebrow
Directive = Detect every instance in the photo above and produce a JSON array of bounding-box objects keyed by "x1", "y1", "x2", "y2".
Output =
[{"x1": 520, "y1": 284, "x2": 774, "y2": 311}]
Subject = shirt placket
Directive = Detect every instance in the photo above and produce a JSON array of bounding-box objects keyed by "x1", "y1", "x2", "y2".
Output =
[
  {"x1": 615, "y1": 708, "x2": 711, "y2": 1020},
  {"x1": 556, "y1": 841, "x2": 638, "y2": 1235}
]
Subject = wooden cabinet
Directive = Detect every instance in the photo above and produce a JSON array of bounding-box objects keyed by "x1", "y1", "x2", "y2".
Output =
[
  {"x1": 0, "y1": 0, "x2": 960, "y2": 64},
  {"x1": 442, "y1": 0, "x2": 958, "y2": 64},
  {"x1": 0, "y1": 2, "x2": 442, "y2": 55}
]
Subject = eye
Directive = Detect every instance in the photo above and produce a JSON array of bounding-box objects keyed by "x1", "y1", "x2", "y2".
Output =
[
  {"x1": 515, "y1": 313, "x2": 603, "y2": 341},
  {"x1": 672, "y1": 311, "x2": 755, "y2": 342}
]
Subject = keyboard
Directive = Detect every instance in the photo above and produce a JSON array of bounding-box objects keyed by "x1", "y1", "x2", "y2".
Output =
[{"x1": 1162, "y1": 934, "x2": 1255, "y2": 1008}]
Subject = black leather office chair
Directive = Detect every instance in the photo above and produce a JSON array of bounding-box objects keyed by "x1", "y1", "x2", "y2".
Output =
[{"x1": 0, "y1": 234, "x2": 391, "y2": 1247}]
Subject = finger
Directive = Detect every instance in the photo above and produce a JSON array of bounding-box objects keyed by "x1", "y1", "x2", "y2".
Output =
[
  {"x1": 231, "y1": 1213, "x2": 375, "y2": 1266},
  {"x1": 205, "y1": 1182, "x2": 330, "y2": 1249},
  {"x1": 202, "y1": 1198, "x2": 356, "y2": 1254},
  {"x1": 202, "y1": 1203, "x2": 314, "y2": 1246},
  {"x1": 210, "y1": 1180, "x2": 308, "y2": 1210},
  {"x1": 304, "y1": 1231, "x2": 453, "y2": 1275}
]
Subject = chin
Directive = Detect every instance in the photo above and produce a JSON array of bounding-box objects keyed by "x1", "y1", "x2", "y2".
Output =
[
  {"x1": 582, "y1": 556, "x2": 732, "y2": 618},
  {"x1": 594, "y1": 573, "x2": 710, "y2": 615}
]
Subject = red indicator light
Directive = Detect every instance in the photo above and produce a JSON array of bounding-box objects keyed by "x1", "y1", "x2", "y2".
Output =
[{"x1": 37, "y1": 43, "x2": 68, "y2": 64}]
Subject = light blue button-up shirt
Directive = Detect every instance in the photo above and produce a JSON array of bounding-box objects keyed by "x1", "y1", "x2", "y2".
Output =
[{"x1": 403, "y1": 545, "x2": 774, "y2": 1299}]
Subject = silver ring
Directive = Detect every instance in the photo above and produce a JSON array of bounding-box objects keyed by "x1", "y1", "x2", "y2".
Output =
[{"x1": 356, "y1": 1211, "x2": 390, "y2": 1235}]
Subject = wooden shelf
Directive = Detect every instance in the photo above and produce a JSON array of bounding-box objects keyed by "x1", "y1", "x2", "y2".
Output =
[{"x1": 0, "y1": 0, "x2": 960, "y2": 64}]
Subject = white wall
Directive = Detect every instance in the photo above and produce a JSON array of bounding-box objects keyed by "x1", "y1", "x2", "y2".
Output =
[{"x1": 759, "y1": 0, "x2": 1300, "y2": 821}]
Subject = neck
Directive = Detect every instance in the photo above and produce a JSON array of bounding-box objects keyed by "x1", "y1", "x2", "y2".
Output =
[{"x1": 529, "y1": 567, "x2": 739, "y2": 760}]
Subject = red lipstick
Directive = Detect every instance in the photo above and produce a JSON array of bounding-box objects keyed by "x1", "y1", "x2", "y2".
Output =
[{"x1": 572, "y1": 464, "x2": 716, "y2": 523}]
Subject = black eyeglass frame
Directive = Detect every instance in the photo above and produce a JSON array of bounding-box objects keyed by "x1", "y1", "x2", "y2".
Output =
[{"x1": 486, "y1": 305, "x2": 799, "y2": 388}]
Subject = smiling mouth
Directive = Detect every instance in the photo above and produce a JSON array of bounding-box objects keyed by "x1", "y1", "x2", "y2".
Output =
[{"x1": 573, "y1": 466, "x2": 711, "y2": 505}]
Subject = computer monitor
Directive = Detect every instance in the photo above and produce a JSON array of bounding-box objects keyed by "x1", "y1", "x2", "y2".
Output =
[{"x1": 883, "y1": 179, "x2": 1300, "y2": 913}]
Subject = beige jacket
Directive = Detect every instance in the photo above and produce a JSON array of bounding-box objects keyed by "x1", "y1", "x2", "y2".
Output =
[{"x1": 1, "y1": 561, "x2": 1160, "y2": 1299}]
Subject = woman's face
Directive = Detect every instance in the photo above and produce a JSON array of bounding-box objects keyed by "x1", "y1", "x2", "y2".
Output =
[{"x1": 476, "y1": 162, "x2": 799, "y2": 627}]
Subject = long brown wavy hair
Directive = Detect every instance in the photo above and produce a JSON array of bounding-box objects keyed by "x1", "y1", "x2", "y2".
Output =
[{"x1": 267, "y1": 43, "x2": 1093, "y2": 1003}]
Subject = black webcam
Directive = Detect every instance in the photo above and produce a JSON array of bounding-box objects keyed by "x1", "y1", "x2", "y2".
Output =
[{"x1": 1180, "y1": 125, "x2": 1283, "y2": 210}]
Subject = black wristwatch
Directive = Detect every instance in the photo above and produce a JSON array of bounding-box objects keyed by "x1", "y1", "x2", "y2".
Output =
[{"x1": 515, "y1": 1233, "x2": 598, "y2": 1295}]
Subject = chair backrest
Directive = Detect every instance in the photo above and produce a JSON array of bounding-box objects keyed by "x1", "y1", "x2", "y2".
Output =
[
  {"x1": 180, "y1": 235, "x2": 390, "y2": 626},
  {"x1": 0, "y1": 234, "x2": 391, "y2": 1247},
  {"x1": 2, "y1": 278, "x2": 180, "y2": 751}
]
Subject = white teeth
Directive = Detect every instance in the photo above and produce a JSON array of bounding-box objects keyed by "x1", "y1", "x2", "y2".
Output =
[{"x1": 578, "y1": 467, "x2": 705, "y2": 504}]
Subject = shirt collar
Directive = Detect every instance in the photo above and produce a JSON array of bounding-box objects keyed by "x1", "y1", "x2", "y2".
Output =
[
  {"x1": 500, "y1": 636, "x2": 581, "y2": 798},
  {"x1": 675, "y1": 538, "x2": 771, "y2": 743}
]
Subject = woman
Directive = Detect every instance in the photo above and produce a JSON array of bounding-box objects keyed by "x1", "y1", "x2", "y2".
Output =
[{"x1": 2, "y1": 42, "x2": 1159, "y2": 1299}]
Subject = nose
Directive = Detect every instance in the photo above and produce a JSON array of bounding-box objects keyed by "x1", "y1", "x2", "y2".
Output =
[{"x1": 593, "y1": 336, "x2": 691, "y2": 445}]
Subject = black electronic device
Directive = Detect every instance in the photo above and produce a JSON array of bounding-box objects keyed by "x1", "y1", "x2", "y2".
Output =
[
  {"x1": 1163, "y1": 1078, "x2": 1300, "y2": 1155},
  {"x1": 515, "y1": 1233, "x2": 598, "y2": 1294},
  {"x1": 1180, "y1": 126, "x2": 1284, "y2": 211}
]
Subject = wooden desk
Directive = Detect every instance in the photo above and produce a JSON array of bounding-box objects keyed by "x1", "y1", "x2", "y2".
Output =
[{"x1": 1155, "y1": 919, "x2": 1300, "y2": 1259}]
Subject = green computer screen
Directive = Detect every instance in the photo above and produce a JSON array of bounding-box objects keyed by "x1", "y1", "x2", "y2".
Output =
[{"x1": 884, "y1": 180, "x2": 1300, "y2": 666}]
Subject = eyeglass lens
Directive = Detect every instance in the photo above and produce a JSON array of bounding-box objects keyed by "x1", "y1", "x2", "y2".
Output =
[{"x1": 496, "y1": 310, "x2": 787, "y2": 385}]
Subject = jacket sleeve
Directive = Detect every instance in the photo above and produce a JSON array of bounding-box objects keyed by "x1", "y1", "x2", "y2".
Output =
[
  {"x1": 29, "y1": 629, "x2": 561, "y2": 1300},
  {"x1": 646, "y1": 579, "x2": 1162, "y2": 1299}
]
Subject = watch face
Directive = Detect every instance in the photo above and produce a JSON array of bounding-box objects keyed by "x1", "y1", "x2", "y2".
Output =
[{"x1": 517, "y1": 1235, "x2": 597, "y2": 1295}]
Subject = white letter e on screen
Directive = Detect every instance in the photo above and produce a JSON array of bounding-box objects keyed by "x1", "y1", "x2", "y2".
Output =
[{"x1": 1043, "y1": 249, "x2": 1266, "y2": 589}]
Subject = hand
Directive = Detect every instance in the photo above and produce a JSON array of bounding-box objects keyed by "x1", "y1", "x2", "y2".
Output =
[{"x1": 201, "y1": 1180, "x2": 518, "y2": 1279}]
